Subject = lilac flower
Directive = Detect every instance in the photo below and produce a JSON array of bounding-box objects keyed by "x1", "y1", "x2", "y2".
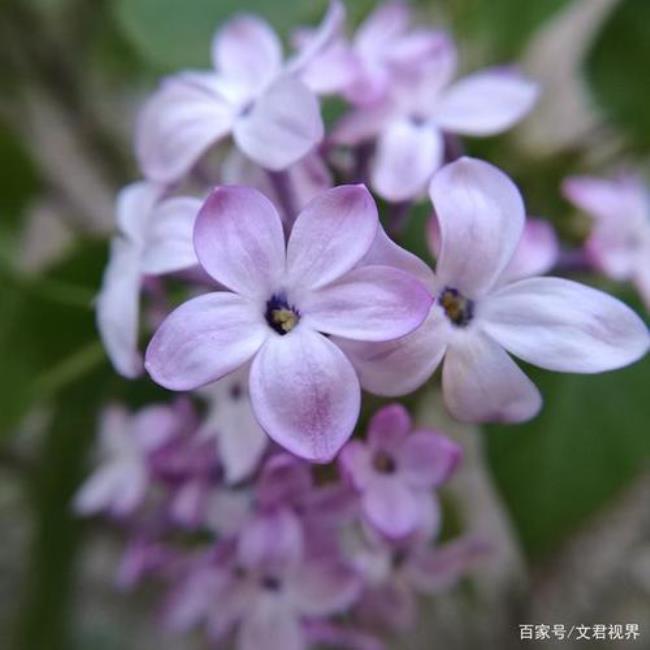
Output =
[
  {"x1": 339, "y1": 404, "x2": 461, "y2": 538},
  {"x1": 97, "y1": 182, "x2": 200, "y2": 377},
  {"x1": 145, "y1": 184, "x2": 432, "y2": 461},
  {"x1": 167, "y1": 509, "x2": 361, "y2": 650},
  {"x1": 197, "y1": 367, "x2": 268, "y2": 485},
  {"x1": 336, "y1": 158, "x2": 650, "y2": 422},
  {"x1": 563, "y1": 173, "x2": 650, "y2": 310},
  {"x1": 355, "y1": 536, "x2": 488, "y2": 631},
  {"x1": 297, "y1": 1, "x2": 446, "y2": 105},
  {"x1": 333, "y1": 34, "x2": 538, "y2": 202},
  {"x1": 136, "y1": 3, "x2": 344, "y2": 183},
  {"x1": 74, "y1": 404, "x2": 178, "y2": 517}
]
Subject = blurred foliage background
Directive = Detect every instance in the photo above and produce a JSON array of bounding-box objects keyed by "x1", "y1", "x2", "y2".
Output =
[{"x1": 0, "y1": 0, "x2": 649, "y2": 649}]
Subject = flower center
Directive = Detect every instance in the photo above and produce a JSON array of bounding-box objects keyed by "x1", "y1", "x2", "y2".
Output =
[
  {"x1": 260, "y1": 575, "x2": 282, "y2": 591},
  {"x1": 439, "y1": 287, "x2": 474, "y2": 327},
  {"x1": 265, "y1": 294, "x2": 300, "y2": 335},
  {"x1": 373, "y1": 450, "x2": 397, "y2": 474}
]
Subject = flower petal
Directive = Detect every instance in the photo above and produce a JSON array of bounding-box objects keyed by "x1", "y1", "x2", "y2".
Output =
[
  {"x1": 286, "y1": 1, "x2": 346, "y2": 75},
  {"x1": 442, "y1": 331, "x2": 542, "y2": 423},
  {"x1": 331, "y1": 103, "x2": 394, "y2": 145},
  {"x1": 96, "y1": 237, "x2": 143, "y2": 378},
  {"x1": 212, "y1": 15, "x2": 282, "y2": 88},
  {"x1": 338, "y1": 440, "x2": 374, "y2": 489},
  {"x1": 498, "y1": 217, "x2": 559, "y2": 284},
  {"x1": 362, "y1": 477, "x2": 419, "y2": 538},
  {"x1": 333, "y1": 307, "x2": 448, "y2": 396},
  {"x1": 115, "y1": 181, "x2": 163, "y2": 243},
  {"x1": 371, "y1": 119, "x2": 443, "y2": 202},
  {"x1": 433, "y1": 69, "x2": 538, "y2": 136},
  {"x1": 239, "y1": 598, "x2": 304, "y2": 650},
  {"x1": 136, "y1": 73, "x2": 235, "y2": 183},
  {"x1": 290, "y1": 559, "x2": 361, "y2": 616},
  {"x1": 145, "y1": 292, "x2": 268, "y2": 391},
  {"x1": 430, "y1": 157, "x2": 525, "y2": 297},
  {"x1": 249, "y1": 327, "x2": 360, "y2": 462},
  {"x1": 360, "y1": 224, "x2": 436, "y2": 290},
  {"x1": 233, "y1": 75, "x2": 324, "y2": 171},
  {"x1": 355, "y1": 1, "x2": 410, "y2": 58},
  {"x1": 140, "y1": 197, "x2": 201, "y2": 275},
  {"x1": 286, "y1": 185, "x2": 378, "y2": 290},
  {"x1": 398, "y1": 430, "x2": 462, "y2": 488},
  {"x1": 300, "y1": 265, "x2": 432, "y2": 341},
  {"x1": 481, "y1": 277, "x2": 650, "y2": 372},
  {"x1": 367, "y1": 403, "x2": 411, "y2": 451},
  {"x1": 193, "y1": 186, "x2": 286, "y2": 298}
]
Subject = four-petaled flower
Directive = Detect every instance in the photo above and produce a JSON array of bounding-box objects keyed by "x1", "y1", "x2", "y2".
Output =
[
  {"x1": 145, "y1": 184, "x2": 431, "y2": 461},
  {"x1": 337, "y1": 157, "x2": 650, "y2": 422}
]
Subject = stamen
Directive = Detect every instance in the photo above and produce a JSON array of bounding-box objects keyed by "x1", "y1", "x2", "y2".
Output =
[
  {"x1": 265, "y1": 294, "x2": 300, "y2": 335},
  {"x1": 439, "y1": 287, "x2": 474, "y2": 327}
]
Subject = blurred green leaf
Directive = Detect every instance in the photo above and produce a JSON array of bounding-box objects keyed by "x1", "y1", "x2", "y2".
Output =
[
  {"x1": 487, "y1": 348, "x2": 650, "y2": 558},
  {"x1": 0, "y1": 240, "x2": 109, "y2": 438},
  {"x1": 113, "y1": 0, "x2": 330, "y2": 70},
  {"x1": 585, "y1": 0, "x2": 650, "y2": 150}
]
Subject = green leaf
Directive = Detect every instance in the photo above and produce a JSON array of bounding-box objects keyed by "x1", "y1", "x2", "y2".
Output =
[
  {"x1": 113, "y1": 0, "x2": 329, "y2": 70},
  {"x1": 585, "y1": 0, "x2": 650, "y2": 150},
  {"x1": 0, "y1": 240, "x2": 109, "y2": 437},
  {"x1": 486, "y1": 353, "x2": 650, "y2": 558}
]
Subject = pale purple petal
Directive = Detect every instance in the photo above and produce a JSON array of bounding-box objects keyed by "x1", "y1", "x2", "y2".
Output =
[
  {"x1": 140, "y1": 197, "x2": 201, "y2": 275},
  {"x1": 239, "y1": 599, "x2": 304, "y2": 650},
  {"x1": 286, "y1": 185, "x2": 378, "y2": 290},
  {"x1": 442, "y1": 331, "x2": 542, "y2": 423},
  {"x1": 169, "y1": 479, "x2": 209, "y2": 527},
  {"x1": 498, "y1": 217, "x2": 559, "y2": 284},
  {"x1": 355, "y1": 1, "x2": 410, "y2": 58},
  {"x1": 481, "y1": 277, "x2": 650, "y2": 372},
  {"x1": 338, "y1": 440, "x2": 374, "y2": 489},
  {"x1": 404, "y1": 537, "x2": 488, "y2": 593},
  {"x1": 360, "y1": 224, "x2": 436, "y2": 290},
  {"x1": 371, "y1": 119, "x2": 443, "y2": 202},
  {"x1": 357, "y1": 581, "x2": 416, "y2": 631},
  {"x1": 562, "y1": 174, "x2": 648, "y2": 224},
  {"x1": 290, "y1": 559, "x2": 361, "y2": 616},
  {"x1": 367, "y1": 403, "x2": 411, "y2": 451},
  {"x1": 249, "y1": 327, "x2": 360, "y2": 462},
  {"x1": 256, "y1": 453, "x2": 313, "y2": 507},
  {"x1": 333, "y1": 307, "x2": 448, "y2": 396},
  {"x1": 363, "y1": 477, "x2": 419, "y2": 538},
  {"x1": 193, "y1": 186, "x2": 285, "y2": 298},
  {"x1": 136, "y1": 74, "x2": 236, "y2": 183},
  {"x1": 145, "y1": 292, "x2": 268, "y2": 390},
  {"x1": 330, "y1": 103, "x2": 394, "y2": 145},
  {"x1": 115, "y1": 181, "x2": 163, "y2": 243},
  {"x1": 430, "y1": 157, "x2": 525, "y2": 297},
  {"x1": 238, "y1": 508, "x2": 304, "y2": 571},
  {"x1": 300, "y1": 265, "x2": 431, "y2": 341},
  {"x1": 212, "y1": 15, "x2": 282, "y2": 88},
  {"x1": 131, "y1": 404, "x2": 179, "y2": 451},
  {"x1": 297, "y1": 40, "x2": 359, "y2": 95},
  {"x1": 286, "y1": 1, "x2": 346, "y2": 75},
  {"x1": 433, "y1": 70, "x2": 538, "y2": 136},
  {"x1": 233, "y1": 75, "x2": 324, "y2": 171},
  {"x1": 398, "y1": 431, "x2": 462, "y2": 488},
  {"x1": 96, "y1": 237, "x2": 143, "y2": 378}
]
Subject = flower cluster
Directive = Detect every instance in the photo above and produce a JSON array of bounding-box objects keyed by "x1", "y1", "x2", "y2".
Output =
[{"x1": 82, "y1": 1, "x2": 649, "y2": 648}]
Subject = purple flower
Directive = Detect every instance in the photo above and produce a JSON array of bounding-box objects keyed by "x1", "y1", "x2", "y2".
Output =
[
  {"x1": 337, "y1": 158, "x2": 650, "y2": 422},
  {"x1": 563, "y1": 173, "x2": 650, "y2": 310},
  {"x1": 74, "y1": 404, "x2": 178, "y2": 517},
  {"x1": 145, "y1": 184, "x2": 432, "y2": 461},
  {"x1": 197, "y1": 367, "x2": 268, "y2": 484},
  {"x1": 297, "y1": 1, "x2": 446, "y2": 105},
  {"x1": 333, "y1": 33, "x2": 538, "y2": 202},
  {"x1": 339, "y1": 404, "x2": 461, "y2": 538},
  {"x1": 167, "y1": 509, "x2": 361, "y2": 650},
  {"x1": 96, "y1": 182, "x2": 200, "y2": 377},
  {"x1": 136, "y1": 3, "x2": 344, "y2": 183}
]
